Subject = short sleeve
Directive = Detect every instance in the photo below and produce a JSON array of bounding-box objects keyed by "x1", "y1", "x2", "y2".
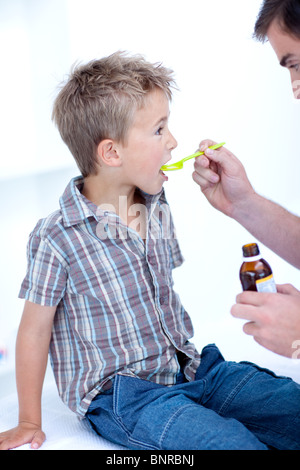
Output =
[{"x1": 19, "y1": 230, "x2": 67, "y2": 307}]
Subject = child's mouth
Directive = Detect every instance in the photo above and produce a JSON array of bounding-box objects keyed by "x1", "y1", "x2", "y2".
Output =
[{"x1": 159, "y1": 169, "x2": 168, "y2": 182}]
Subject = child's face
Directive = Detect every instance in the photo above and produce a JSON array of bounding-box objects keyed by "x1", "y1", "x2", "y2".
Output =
[{"x1": 118, "y1": 88, "x2": 177, "y2": 195}]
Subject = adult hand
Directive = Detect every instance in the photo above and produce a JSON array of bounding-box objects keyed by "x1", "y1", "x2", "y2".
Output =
[
  {"x1": 231, "y1": 284, "x2": 300, "y2": 358},
  {"x1": 193, "y1": 139, "x2": 255, "y2": 218},
  {"x1": 0, "y1": 422, "x2": 46, "y2": 450}
]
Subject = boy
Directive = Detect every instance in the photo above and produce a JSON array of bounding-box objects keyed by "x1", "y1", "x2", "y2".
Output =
[{"x1": 0, "y1": 52, "x2": 300, "y2": 450}]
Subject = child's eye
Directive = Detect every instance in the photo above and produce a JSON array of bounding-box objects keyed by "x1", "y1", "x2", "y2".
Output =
[
  {"x1": 155, "y1": 127, "x2": 163, "y2": 135},
  {"x1": 290, "y1": 64, "x2": 300, "y2": 72}
]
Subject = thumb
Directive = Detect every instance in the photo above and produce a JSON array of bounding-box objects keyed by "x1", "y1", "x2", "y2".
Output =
[
  {"x1": 276, "y1": 283, "x2": 300, "y2": 295},
  {"x1": 30, "y1": 430, "x2": 46, "y2": 449},
  {"x1": 204, "y1": 146, "x2": 239, "y2": 174}
]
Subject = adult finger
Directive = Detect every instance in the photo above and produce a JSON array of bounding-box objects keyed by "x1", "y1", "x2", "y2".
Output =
[
  {"x1": 194, "y1": 154, "x2": 220, "y2": 176},
  {"x1": 235, "y1": 291, "x2": 269, "y2": 307},
  {"x1": 243, "y1": 321, "x2": 259, "y2": 336},
  {"x1": 230, "y1": 303, "x2": 259, "y2": 321},
  {"x1": 198, "y1": 139, "x2": 217, "y2": 151},
  {"x1": 194, "y1": 154, "x2": 211, "y2": 169},
  {"x1": 192, "y1": 167, "x2": 220, "y2": 187},
  {"x1": 202, "y1": 146, "x2": 242, "y2": 178}
]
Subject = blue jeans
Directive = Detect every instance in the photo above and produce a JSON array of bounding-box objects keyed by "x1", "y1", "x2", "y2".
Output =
[{"x1": 86, "y1": 344, "x2": 300, "y2": 450}]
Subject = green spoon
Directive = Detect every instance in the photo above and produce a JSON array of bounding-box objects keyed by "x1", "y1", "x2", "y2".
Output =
[{"x1": 161, "y1": 142, "x2": 226, "y2": 171}]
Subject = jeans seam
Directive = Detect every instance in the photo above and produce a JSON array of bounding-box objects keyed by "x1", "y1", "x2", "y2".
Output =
[
  {"x1": 217, "y1": 369, "x2": 257, "y2": 417},
  {"x1": 112, "y1": 375, "x2": 160, "y2": 450},
  {"x1": 196, "y1": 376, "x2": 208, "y2": 404},
  {"x1": 241, "y1": 421, "x2": 300, "y2": 450},
  {"x1": 159, "y1": 404, "x2": 196, "y2": 449}
]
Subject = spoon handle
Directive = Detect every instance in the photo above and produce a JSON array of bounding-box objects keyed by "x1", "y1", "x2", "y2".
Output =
[
  {"x1": 161, "y1": 142, "x2": 226, "y2": 171},
  {"x1": 182, "y1": 142, "x2": 226, "y2": 164},
  {"x1": 182, "y1": 150, "x2": 203, "y2": 164}
]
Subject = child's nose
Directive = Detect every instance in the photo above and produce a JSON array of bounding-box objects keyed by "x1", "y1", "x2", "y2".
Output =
[{"x1": 168, "y1": 131, "x2": 178, "y2": 150}]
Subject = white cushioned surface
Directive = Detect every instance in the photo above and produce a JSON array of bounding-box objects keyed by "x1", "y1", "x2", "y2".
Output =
[
  {"x1": 0, "y1": 379, "x2": 125, "y2": 450},
  {"x1": 1, "y1": 337, "x2": 300, "y2": 450}
]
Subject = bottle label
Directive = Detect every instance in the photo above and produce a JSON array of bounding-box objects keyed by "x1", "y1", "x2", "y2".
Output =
[
  {"x1": 242, "y1": 254, "x2": 262, "y2": 262},
  {"x1": 256, "y1": 274, "x2": 277, "y2": 293}
]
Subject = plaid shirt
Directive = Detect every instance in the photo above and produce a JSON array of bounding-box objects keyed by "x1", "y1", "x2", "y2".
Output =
[{"x1": 19, "y1": 177, "x2": 201, "y2": 417}]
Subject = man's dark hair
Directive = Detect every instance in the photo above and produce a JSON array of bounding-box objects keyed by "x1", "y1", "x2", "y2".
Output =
[{"x1": 254, "y1": 0, "x2": 300, "y2": 43}]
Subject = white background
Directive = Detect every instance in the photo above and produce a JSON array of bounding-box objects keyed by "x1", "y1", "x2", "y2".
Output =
[{"x1": 0, "y1": 0, "x2": 299, "y2": 384}]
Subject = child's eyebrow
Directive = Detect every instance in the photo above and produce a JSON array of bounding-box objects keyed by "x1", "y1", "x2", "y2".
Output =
[{"x1": 153, "y1": 113, "x2": 170, "y2": 127}]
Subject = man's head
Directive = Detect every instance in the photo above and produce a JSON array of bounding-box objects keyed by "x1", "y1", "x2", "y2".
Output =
[
  {"x1": 52, "y1": 52, "x2": 176, "y2": 177},
  {"x1": 254, "y1": 0, "x2": 300, "y2": 98}
]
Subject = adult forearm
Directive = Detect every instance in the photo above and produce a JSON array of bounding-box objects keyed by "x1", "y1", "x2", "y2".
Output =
[{"x1": 232, "y1": 193, "x2": 300, "y2": 269}]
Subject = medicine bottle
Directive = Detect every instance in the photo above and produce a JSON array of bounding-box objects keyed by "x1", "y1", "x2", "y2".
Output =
[{"x1": 239, "y1": 243, "x2": 277, "y2": 292}]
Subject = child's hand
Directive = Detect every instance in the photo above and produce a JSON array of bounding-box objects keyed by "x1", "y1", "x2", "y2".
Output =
[{"x1": 0, "y1": 422, "x2": 46, "y2": 450}]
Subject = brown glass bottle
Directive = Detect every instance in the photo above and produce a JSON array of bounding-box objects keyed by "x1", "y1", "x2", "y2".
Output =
[{"x1": 239, "y1": 243, "x2": 277, "y2": 292}]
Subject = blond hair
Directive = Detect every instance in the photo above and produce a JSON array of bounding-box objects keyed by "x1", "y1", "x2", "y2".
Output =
[{"x1": 52, "y1": 51, "x2": 176, "y2": 177}]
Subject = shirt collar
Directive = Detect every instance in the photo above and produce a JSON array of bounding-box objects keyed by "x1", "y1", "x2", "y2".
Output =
[
  {"x1": 60, "y1": 176, "x2": 167, "y2": 227},
  {"x1": 60, "y1": 177, "x2": 96, "y2": 227}
]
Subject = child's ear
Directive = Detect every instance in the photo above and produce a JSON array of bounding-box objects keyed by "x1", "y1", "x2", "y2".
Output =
[{"x1": 97, "y1": 139, "x2": 122, "y2": 167}]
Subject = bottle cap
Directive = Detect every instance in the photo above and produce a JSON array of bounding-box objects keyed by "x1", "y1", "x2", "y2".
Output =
[{"x1": 242, "y1": 243, "x2": 260, "y2": 257}]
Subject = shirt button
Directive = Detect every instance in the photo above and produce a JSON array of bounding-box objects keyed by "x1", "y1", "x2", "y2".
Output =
[{"x1": 160, "y1": 296, "x2": 166, "y2": 305}]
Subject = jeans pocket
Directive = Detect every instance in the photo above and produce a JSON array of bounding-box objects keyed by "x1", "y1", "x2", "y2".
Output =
[
  {"x1": 113, "y1": 374, "x2": 163, "y2": 421},
  {"x1": 113, "y1": 374, "x2": 165, "y2": 450}
]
